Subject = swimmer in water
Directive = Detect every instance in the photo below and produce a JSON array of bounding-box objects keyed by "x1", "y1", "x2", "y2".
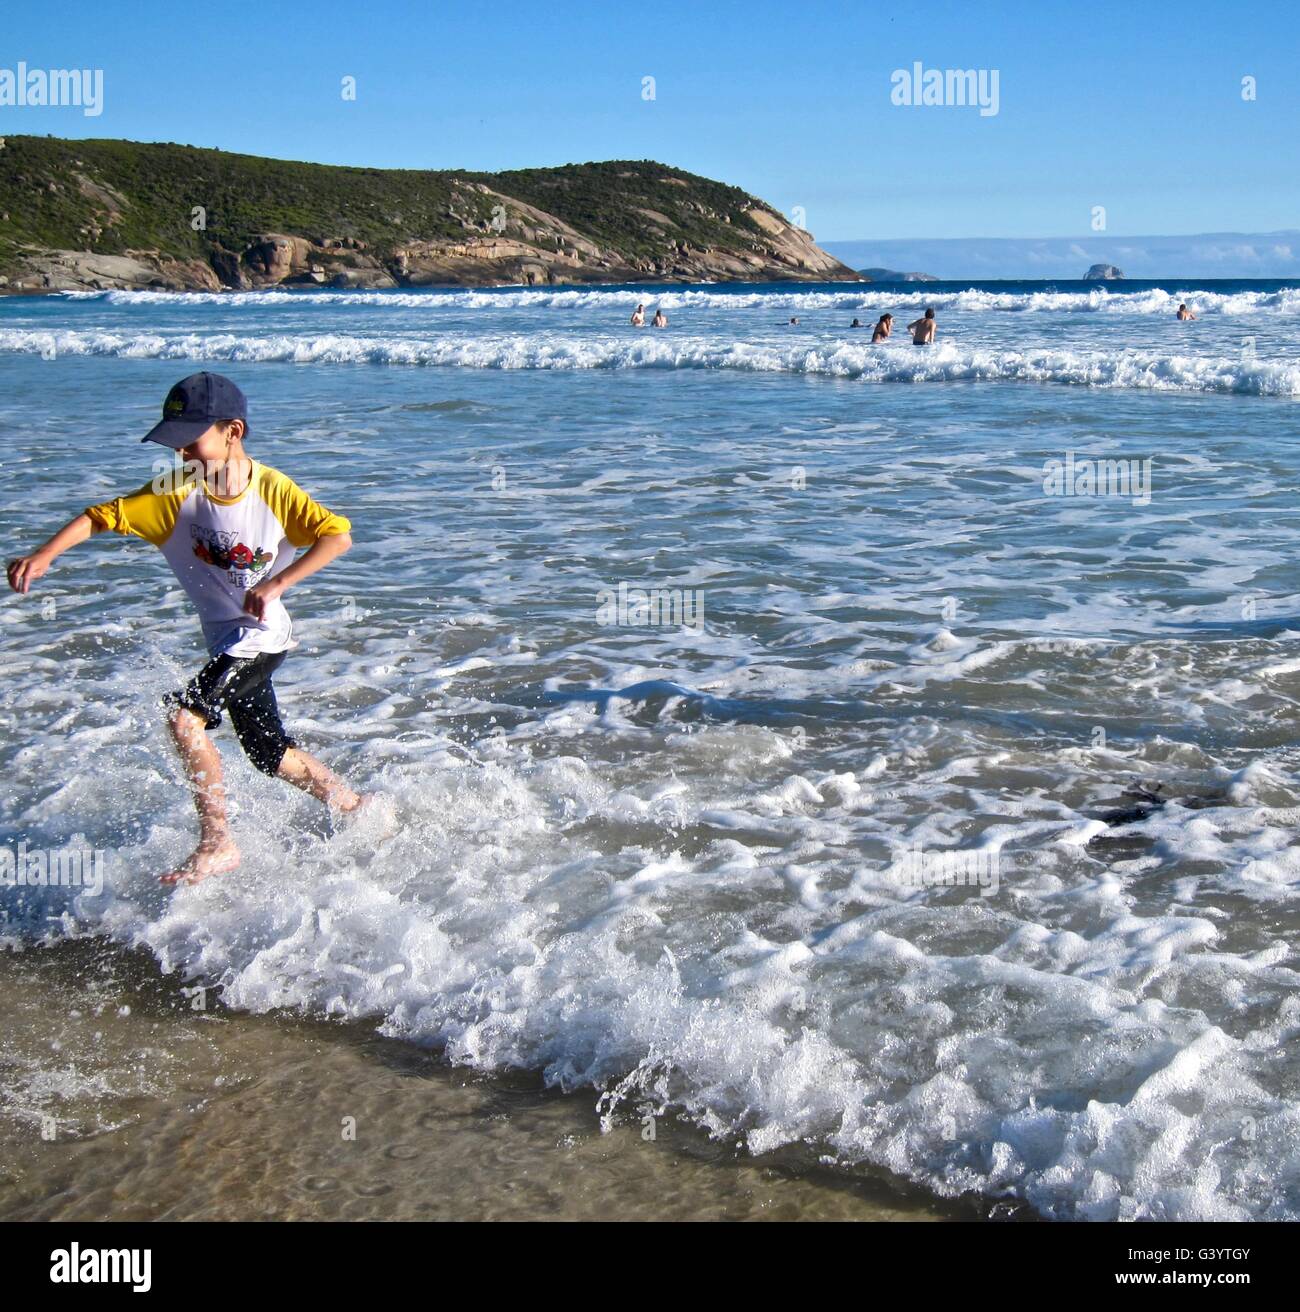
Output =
[
  {"x1": 907, "y1": 308, "x2": 936, "y2": 344},
  {"x1": 631, "y1": 304, "x2": 646, "y2": 326},
  {"x1": 850, "y1": 318, "x2": 863, "y2": 328},
  {"x1": 652, "y1": 308, "x2": 668, "y2": 328},
  {"x1": 871, "y1": 313, "x2": 894, "y2": 343},
  {"x1": 1176, "y1": 303, "x2": 1196, "y2": 321}
]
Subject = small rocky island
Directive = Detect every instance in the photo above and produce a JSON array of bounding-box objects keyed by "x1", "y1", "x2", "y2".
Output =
[
  {"x1": 858, "y1": 267, "x2": 938, "y2": 282},
  {"x1": 1082, "y1": 263, "x2": 1125, "y2": 281}
]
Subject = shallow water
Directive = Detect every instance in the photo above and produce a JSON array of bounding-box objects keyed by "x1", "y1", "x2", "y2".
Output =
[
  {"x1": 0, "y1": 942, "x2": 970, "y2": 1221},
  {"x1": 2, "y1": 282, "x2": 1300, "y2": 1221}
]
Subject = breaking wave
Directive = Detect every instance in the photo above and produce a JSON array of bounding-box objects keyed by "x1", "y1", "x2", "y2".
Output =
[{"x1": 5, "y1": 328, "x2": 1299, "y2": 396}]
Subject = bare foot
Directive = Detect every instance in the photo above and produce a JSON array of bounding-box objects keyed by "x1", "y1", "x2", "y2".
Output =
[
  {"x1": 337, "y1": 792, "x2": 398, "y2": 839},
  {"x1": 336, "y1": 791, "x2": 378, "y2": 819},
  {"x1": 160, "y1": 838, "x2": 241, "y2": 886}
]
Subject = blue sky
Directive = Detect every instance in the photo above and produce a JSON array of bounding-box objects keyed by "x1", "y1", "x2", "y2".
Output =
[
  {"x1": 2, "y1": 0, "x2": 1298, "y2": 256},
  {"x1": 822, "y1": 232, "x2": 1300, "y2": 281}
]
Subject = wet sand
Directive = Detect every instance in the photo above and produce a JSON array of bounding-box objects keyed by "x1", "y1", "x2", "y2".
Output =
[{"x1": 0, "y1": 940, "x2": 997, "y2": 1222}]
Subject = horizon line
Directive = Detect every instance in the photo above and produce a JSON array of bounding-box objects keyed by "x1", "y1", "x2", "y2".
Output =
[{"x1": 823, "y1": 228, "x2": 1300, "y2": 245}]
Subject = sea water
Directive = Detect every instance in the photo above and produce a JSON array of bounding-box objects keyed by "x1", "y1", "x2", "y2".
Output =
[{"x1": 2, "y1": 280, "x2": 1300, "y2": 1221}]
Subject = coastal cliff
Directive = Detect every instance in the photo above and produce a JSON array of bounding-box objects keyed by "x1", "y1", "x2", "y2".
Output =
[{"x1": 0, "y1": 137, "x2": 860, "y2": 292}]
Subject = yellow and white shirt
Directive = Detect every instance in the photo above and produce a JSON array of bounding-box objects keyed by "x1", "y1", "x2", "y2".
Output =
[{"x1": 86, "y1": 460, "x2": 351, "y2": 657}]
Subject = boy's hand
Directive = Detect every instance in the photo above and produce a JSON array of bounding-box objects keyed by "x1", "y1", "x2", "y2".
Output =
[
  {"x1": 7, "y1": 551, "x2": 52, "y2": 594},
  {"x1": 7, "y1": 515, "x2": 99, "y2": 592},
  {"x1": 243, "y1": 575, "x2": 287, "y2": 621},
  {"x1": 241, "y1": 533, "x2": 350, "y2": 622}
]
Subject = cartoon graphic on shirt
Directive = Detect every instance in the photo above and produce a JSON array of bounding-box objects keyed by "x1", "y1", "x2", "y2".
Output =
[
  {"x1": 191, "y1": 525, "x2": 274, "y2": 581},
  {"x1": 84, "y1": 459, "x2": 351, "y2": 658}
]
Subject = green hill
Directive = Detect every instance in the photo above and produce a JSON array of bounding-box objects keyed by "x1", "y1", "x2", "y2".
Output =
[{"x1": 0, "y1": 137, "x2": 859, "y2": 291}]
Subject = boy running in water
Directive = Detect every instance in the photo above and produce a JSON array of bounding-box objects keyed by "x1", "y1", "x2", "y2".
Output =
[{"x1": 7, "y1": 372, "x2": 366, "y2": 885}]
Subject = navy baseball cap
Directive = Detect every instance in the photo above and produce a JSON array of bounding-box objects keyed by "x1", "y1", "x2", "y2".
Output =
[{"x1": 141, "y1": 372, "x2": 249, "y2": 449}]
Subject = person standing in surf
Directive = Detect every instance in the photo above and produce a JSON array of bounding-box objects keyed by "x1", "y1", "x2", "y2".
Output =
[
  {"x1": 907, "y1": 308, "x2": 937, "y2": 344},
  {"x1": 6, "y1": 372, "x2": 368, "y2": 886}
]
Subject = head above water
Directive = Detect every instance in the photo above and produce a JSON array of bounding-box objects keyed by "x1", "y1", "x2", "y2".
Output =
[
  {"x1": 924, "y1": 308, "x2": 935, "y2": 320},
  {"x1": 142, "y1": 372, "x2": 249, "y2": 452}
]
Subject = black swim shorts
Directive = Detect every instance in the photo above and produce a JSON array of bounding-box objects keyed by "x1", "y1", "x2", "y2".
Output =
[{"x1": 164, "y1": 649, "x2": 297, "y2": 776}]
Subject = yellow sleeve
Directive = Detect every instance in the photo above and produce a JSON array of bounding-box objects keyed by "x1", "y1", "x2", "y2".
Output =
[
  {"x1": 84, "y1": 481, "x2": 188, "y2": 547},
  {"x1": 257, "y1": 465, "x2": 352, "y2": 549}
]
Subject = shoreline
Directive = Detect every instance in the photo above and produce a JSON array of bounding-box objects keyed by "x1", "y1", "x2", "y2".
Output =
[
  {"x1": 0, "y1": 940, "x2": 1004, "y2": 1223},
  {"x1": 0, "y1": 273, "x2": 870, "y2": 298},
  {"x1": 7, "y1": 275, "x2": 1300, "y2": 299}
]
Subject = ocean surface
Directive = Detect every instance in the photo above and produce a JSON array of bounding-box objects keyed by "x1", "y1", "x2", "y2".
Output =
[{"x1": 2, "y1": 278, "x2": 1300, "y2": 1221}]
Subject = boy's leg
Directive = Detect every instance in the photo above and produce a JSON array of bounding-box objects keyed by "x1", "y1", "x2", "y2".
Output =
[
  {"x1": 160, "y1": 704, "x2": 241, "y2": 886},
  {"x1": 158, "y1": 651, "x2": 365, "y2": 887},
  {"x1": 276, "y1": 747, "x2": 362, "y2": 812},
  {"x1": 225, "y1": 656, "x2": 363, "y2": 815}
]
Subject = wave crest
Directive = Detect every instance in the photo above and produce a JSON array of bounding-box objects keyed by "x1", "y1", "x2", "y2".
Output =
[
  {"x1": 5, "y1": 327, "x2": 1298, "y2": 396},
  {"x1": 59, "y1": 285, "x2": 1300, "y2": 315}
]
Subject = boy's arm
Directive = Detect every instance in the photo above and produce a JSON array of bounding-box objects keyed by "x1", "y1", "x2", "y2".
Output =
[
  {"x1": 243, "y1": 531, "x2": 352, "y2": 621},
  {"x1": 7, "y1": 514, "x2": 102, "y2": 594},
  {"x1": 247, "y1": 467, "x2": 353, "y2": 620}
]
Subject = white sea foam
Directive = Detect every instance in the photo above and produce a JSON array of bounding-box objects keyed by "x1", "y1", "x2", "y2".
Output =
[
  {"x1": 59, "y1": 286, "x2": 1300, "y2": 315},
  {"x1": 5, "y1": 328, "x2": 1298, "y2": 396},
  {"x1": 11, "y1": 714, "x2": 1297, "y2": 1223},
  {"x1": 5, "y1": 280, "x2": 1300, "y2": 1223}
]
